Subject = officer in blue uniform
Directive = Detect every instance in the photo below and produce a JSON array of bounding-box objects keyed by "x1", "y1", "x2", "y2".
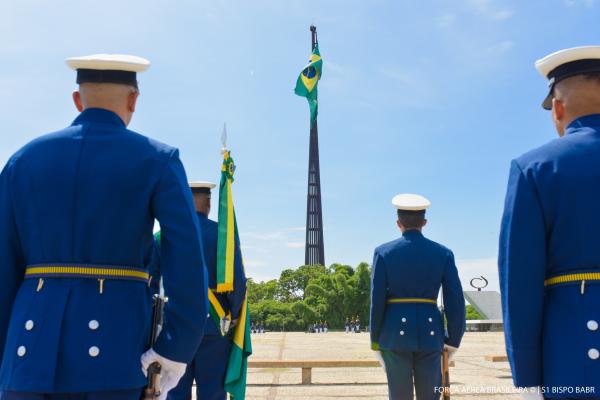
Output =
[
  {"x1": 499, "y1": 46, "x2": 600, "y2": 400},
  {"x1": 168, "y1": 181, "x2": 247, "y2": 400},
  {"x1": 0, "y1": 54, "x2": 208, "y2": 400},
  {"x1": 370, "y1": 194, "x2": 465, "y2": 400}
]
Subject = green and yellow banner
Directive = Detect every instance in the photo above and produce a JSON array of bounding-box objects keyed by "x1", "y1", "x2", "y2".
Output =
[
  {"x1": 216, "y1": 149, "x2": 252, "y2": 398},
  {"x1": 294, "y1": 43, "x2": 323, "y2": 125},
  {"x1": 216, "y1": 150, "x2": 237, "y2": 292},
  {"x1": 224, "y1": 291, "x2": 252, "y2": 399}
]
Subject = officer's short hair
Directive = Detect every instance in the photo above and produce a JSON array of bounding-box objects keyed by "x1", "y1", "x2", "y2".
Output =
[
  {"x1": 191, "y1": 188, "x2": 211, "y2": 196},
  {"x1": 583, "y1": 72, "x2": 600, "y2": 84},
  {"x1": 397, "y1": 210, "x2": 426, "y2": 229}
]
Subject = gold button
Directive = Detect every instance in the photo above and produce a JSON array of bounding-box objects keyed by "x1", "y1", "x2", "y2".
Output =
[
  {"x1": 25, "y1": 320, "x2": 34, "y2": 331},
  {"x1": 17, "y1": 346, "x2": 26, "y2": 357}
]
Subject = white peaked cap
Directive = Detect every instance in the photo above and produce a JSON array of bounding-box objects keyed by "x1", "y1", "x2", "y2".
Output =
[
  {"x1": 392, "y1": 194, "x2": 431, "y2": 211},
  {"x1": 189, "y1": 181, "x2": 216, "y2": 189},
  {"x1": 535, "y1": 46, "x2": 600, "y2": 78},
  {"x1": 65, "y1": 54, "x2": 150, "y2": 72}
]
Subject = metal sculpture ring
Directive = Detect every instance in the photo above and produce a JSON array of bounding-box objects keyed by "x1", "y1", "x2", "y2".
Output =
[{"x1": 470, "y1": 276, "x2": 488, "y2": 291}]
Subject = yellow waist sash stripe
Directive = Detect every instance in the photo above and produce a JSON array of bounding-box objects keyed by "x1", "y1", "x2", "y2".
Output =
[
  {"x1": 25, "y1": 266, "x2": 149, "y2": 281},
  {"x1": 544, "y1": 272, "x2": 600, "y2": 287},
  {"x1": 208, "y1": 288, "x2": 228, "y2": 319},
  {"x1": 387, "y1": 298, "x2": 437, "y2": 305}
]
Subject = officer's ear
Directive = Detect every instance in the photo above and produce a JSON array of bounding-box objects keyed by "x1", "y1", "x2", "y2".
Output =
[
  {"x1": 422, "y1": 219, "x2": 428, "y2": 228},
  {"x1": 552, "y1": 98, "x2": 566, "y2": 136},
  {"x1": 396, "y1": 220, "x2": 403, "y2": 231},
  {"x1": 72, "y1": 91, "x2": 84, "y2": 112},
  {"x1": 128, "y1": 89, "x2": 139, "y2": 113}
]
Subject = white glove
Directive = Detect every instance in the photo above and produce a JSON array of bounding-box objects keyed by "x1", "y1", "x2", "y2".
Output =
[
  {"x1": 520, "y1": 387, "x2": 543, "y2": 400},
  {"x1": 141, "y1": 348, "x2": 187, "y2": 400},
  {"x1": 374, "y1": 350, "x2": 386, "y2": 373},
  {"x1": 444, "y1": 344, "x2": 458, "y2": 361}
]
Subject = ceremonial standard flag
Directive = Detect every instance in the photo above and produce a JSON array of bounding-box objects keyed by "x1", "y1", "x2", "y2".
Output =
[
  {"x1": 224, "y1": 292, "x2": 252, "y2": 399},
  {"x1": 216, "y1": 150, "x2": 238, "y2": 292},
  {"x1": 294, "y1": 43, "x2": 323, "y2": 125},
  {"x1": 216, "y1": 148, "x2": 252, "y2": 398}
]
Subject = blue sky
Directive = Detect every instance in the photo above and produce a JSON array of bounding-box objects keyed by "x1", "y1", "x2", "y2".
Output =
[{"x1": 2, "y1": 0, "x2": 599, "y2": 290}]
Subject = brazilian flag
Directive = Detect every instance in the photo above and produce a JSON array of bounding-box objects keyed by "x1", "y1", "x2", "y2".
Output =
[
  {"x1": 294, "y1": 43, "x2": 323, "y2": 125},
  {"x1": 216, "y1": 150, "x2": 252, "y2": 398},
  {"x1": 216, "y1": 150, "x2": 237, "y2": 292},
  {"x1": 224, "y1": 291, "x2": 252, "y2": 399}
]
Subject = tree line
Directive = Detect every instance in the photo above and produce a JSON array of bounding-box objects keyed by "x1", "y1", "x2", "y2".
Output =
[{"x1": 248, "y1": 263, "x2": 482, "y2": 332}]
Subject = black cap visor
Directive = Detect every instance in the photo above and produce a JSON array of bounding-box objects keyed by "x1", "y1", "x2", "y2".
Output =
[{"x1": 542, "y1": 79, "x2": 554, "y2": 110}]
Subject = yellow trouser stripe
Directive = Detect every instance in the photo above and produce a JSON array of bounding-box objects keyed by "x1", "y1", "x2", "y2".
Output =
[
  {"x1": 25, "y1": 266, "x2": 149, "y2": 281},
  {"x1": 545, "y1": 272, "x2": 600, "y2": 287},
  {"x1": 387, "y1": 298, "x2": 437, "y2": 304}
]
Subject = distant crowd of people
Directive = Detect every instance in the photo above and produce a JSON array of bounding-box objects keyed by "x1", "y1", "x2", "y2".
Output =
[
  {"x1": 345, "y1": 316, "x2": 362, "y2": 333},
  {"x1": 308, "y1": 321, "x2": 329, "y2": 333},
  {"x1": 251, "y1": 321, "x2": 265, "y2": 334}
]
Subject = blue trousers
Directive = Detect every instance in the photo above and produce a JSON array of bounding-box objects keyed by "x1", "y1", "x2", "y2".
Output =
[
  {"x1": 0, "y1": 389, "x2": 142, "y2": 399},
  {"x1": 167, "y1": 334, "x2": 233, "y2": 400},
  {"x1": 381, "y1": 349, "x2": 441, "y2": 400}
]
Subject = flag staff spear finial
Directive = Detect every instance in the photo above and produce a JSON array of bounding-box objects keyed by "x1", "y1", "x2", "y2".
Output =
[
  {"x1": 221, "y1": 122, "x2": 228, "y2": 154},
  {"x1": 310, "y1": 25, "x2": 317, "y2": 50}
]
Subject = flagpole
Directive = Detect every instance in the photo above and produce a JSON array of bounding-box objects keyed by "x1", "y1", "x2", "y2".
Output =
[{"x1": 304, "y1": 25, "x2": 325, "y2": 266}]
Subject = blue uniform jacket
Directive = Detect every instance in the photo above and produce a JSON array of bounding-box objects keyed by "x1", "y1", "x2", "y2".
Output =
[
  {"x1": 196, "y1": 213, "x2": 247, "y2": 335},
  {"x1": 370, "y1": 230, "x2": 465, "y2": 352},
  {"x1": 0, "y1": 108, "x2": 208, "y2": 393},
  {"x1": 499, "y1": 114, "x2": 600, "y2": 393}
]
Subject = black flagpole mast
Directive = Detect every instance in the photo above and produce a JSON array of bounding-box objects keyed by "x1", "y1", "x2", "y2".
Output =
[{"x1": 305, "y1": 25, "x2": 325, "y2": 266}]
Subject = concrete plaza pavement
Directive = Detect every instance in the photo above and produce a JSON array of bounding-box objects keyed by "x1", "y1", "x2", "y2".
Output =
[{"x1": 240, "y1": 331, "x2": 519, "y2": 400}]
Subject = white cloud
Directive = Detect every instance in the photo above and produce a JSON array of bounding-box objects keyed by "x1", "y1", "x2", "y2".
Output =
[
  {"x1": 436, "y1": 13, "x2": 456, "y2": 28},
  {"x1": 467, "y1": 0, "x2": 514, "y2": 20},
  {"x1": 486, "y1": 40, "x2": 515, "y2": 54},
  {"x1": 565, "y1": 0, "x2": 596, "y2": 6},
  {"x1": 242, "y1": 231, "x2": 286, "y2": 241},
  {"x1": 242, "y1": 226, "x2": 305, "y2": 241},
  {"x1": 319, "y1": 59, "x2": 360, "y2": 94},
  {"x1": 244, "y1": 259, "x2": 268, "y2": 268},
  {"x1": 240, "y1": 244, "x2": 267, "y2": 253},
  {"x1": 286, "y1": 226, "x2": 306, "y2": 232},
  {"x1": 377, "y1": 65, "x2": 435, "y2": 108},
  {"x1": 324, "y1": 60, "x2": 346, "y2": 75},
  {"x1": 249, "y1": 273, "x2": 278, "y2": 284},
  {"x1": 239, "y1": 226, "x2": 306, "y2": 277}
]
